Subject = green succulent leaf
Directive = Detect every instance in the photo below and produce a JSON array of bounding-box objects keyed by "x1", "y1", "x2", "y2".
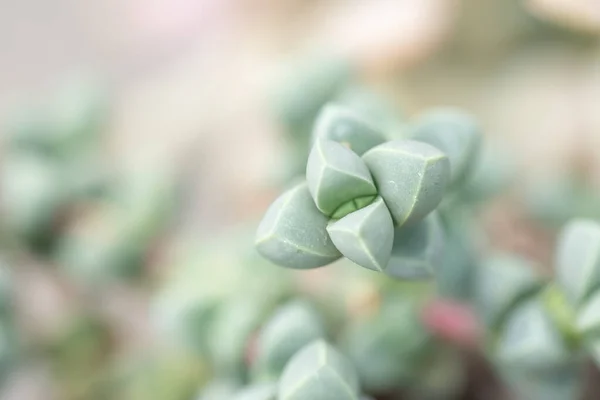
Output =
[
  {"x1": 410, "y1": 108, "x2": 481, "y2": 187},
  {"x1": 253, "y1": 301, "x2": 325, "y2": 380},
  {"x1": 384, "y1": 213, "x2": 445, "y2": 279},
  {"x1": 306, "y1": 139, "x2": 377, "y2": 217},
  {"x1": 499, "y1": 360, "x2": 584, "y2": 400},
  {"x1": 256, "y1": 183, "x2": 342, "y2": 269},
  {"x1": 273, "y1": 56, "x2": 353, "y2": 134},
  {"x1": 555, "y1": 219, "x2": 600, "y2": 307},
  {"x1": 363, "y1": 140, "x2": 450, "y2": 227},
  {"x1": 335, "y1": 86, "x2": 405, "y2": 137},
  {"x1": 341, "y1": 298, "x2": 430, "y2": 392},
  {"x1": 0, "y1": 154, "x2": 68, "y2": 244},
  {"x1": 327, "y1": 197, "x2": 394, "y2": 272},
  {"x1": 495, "y1": 299, "x2": 570, "y2": 371},
  {"x1": 278, "y1": 339, "x2": 360, "y2": 400},
  {"x1": 209, "y1": 294, "x2": 278, "y2": 378},
  {"x1": 575, "y1": 289, "x2": 600, "y2": 337},
  {"x1": 311, "y1": 104, "x2": 387, "y2": 156},
  {"x1": 232, "y1": 383, "x2": 277, "y2": 400},
  {"x1": 475, "y1": 254, "x2": 545, "y2": 329}
]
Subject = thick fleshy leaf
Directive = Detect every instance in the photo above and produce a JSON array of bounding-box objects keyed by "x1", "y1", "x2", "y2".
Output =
[
  {"x1": 341, "y1": 298, "x2": 430, "y2": 392},
  {"x1": 306, "y1": 139, "x2": 377, "y2": 217},
  {"x1": 335, "y1": 86, "x2": 405, "y2": 137},
  {"x1": 384, "y1": 213, "x2": 445, "y2": 279},
  {"x1": 0, "y1": 154, "x2": 68, "y2": 242},
  {"x1": 232, "y1": 383, "x2": 277, "y2": 400},
  {"x1": 253, "y1": 301, "x2": 324, "y2": 380},
  {"x1": 499, "y1": 359, "x2": 584, "y2": 400},
  {"x1": 555, "y1": 219, "x2": 600, "y2": 307},
  {"x1": 311, "y1": 104, "x2": 387, "y2": 156},
  {"x1": 410, "y1": 108, "x2": 481, "y2": 187},
  {"x1": 327, "y1": 197, "x2": 393, "y2": 272},
  {"x1": 496, "y1": 299, "x2": 570, "y2": 370},
  {"x1": 273, "y1": 56, "x2": 353, "y2": 133},
  {"x1": 279, "y1": 340, "x2": 359, "y2": 400},
  {"x1": 474, "y1": 254, "x2": 545, "y2": 329},
  {"x1": 435, "y1": 211, "x2": 480, "y2": 300},
  {"x1": 209, "y1": 295, "x2": 278, "y2": 377},
  {"x1": 575, "y1": 289, "x2": 600, "y2": 336},
  {"x1": 363, "y1": 140, "x2": 449, "y2": 227},
  {"x1": 256, "y1": 183, "x2": 342, "y2": 269}
]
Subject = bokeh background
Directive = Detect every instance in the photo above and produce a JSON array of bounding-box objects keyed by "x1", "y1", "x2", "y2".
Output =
[{"x1": 1, "y1": 0, "x2": 600, "y2": 399}]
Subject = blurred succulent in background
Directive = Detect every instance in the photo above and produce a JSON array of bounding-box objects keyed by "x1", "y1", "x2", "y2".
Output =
[
  {"x1": 0, "y1": 79, "x2": 180, "y2": 286},
  {"x1": 466, "y1": 218, "x2": 600, "y2": 399}
]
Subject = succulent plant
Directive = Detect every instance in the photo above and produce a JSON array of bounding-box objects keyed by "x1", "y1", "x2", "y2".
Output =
[{"x1": 256, "y1": 103, "x2": 490, "y2": 284}]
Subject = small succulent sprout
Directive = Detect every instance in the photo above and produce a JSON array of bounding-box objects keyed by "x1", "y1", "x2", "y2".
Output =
[
  {"x1": 363, "y1": 140, "x2": 450, "y2": 227},
  {"x1": 256, "y1": 183, "x2": 342, "y2": 269},
  {"x1": 327, "y1": 197, "x2": 394, "y2": 272},
  {"x1": 555, "y1": 219, "x2": 600, "y2": 307},
  {"x1": 474, "y1": 254, "x2": 546, "y2": 329},
  {"x1": 496, "y1": 298, "x2": 570, "y2": 371},
  {"x1": 232, "y1": 383, "x2": 277, "y2": 400},
  {"x1": 410, "y1": 108, "x2": 481, "y2": 187},
  {"x1": 575, "y1": 289, "x2": 600, "y2": 336},
  {"x1": 384, "y1": 213, "x2": 445, "y2": 279},
  {"x1": 279, "y1": 339, "x2": 360, "y2": 400},
  {"x1": 311, "y1": 104, "x2": 387, "y2": 156},
  {"x1": 306, "y1": 139, "x2": 377, "y2": 216},
  {"x1": 253, "y1": 301, "x2": 325, "y2": 380}
]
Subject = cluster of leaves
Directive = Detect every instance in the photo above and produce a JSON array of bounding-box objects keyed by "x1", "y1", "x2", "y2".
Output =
[
  {"x1": 152, "y1": 228, "x2": 472, "y2": 400},
  {"x1": 0, "y1": 79, "x2": 181, "y2": 399},
  {"x1": 469, "y1": 219, "x2": 600, "y2": 400},
  {"x1": 0, "y1": 79, "x2": 178, "y2": 285},
  {"x1": 257, "y1": 101, "x2": 486, "y2": 281}
]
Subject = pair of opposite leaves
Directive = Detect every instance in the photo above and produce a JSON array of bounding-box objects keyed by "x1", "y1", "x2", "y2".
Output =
[
  {"x1": 484, "y1": 219, "x2": 600, "y2": 372},
  {"x1": 232, "y1": 339, "x2": 370, "y2": 400},
  {"x1": 256, "y1": 104, "x2": 480, "y2": 278}
]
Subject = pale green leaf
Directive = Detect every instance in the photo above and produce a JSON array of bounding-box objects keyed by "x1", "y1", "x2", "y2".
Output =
[
  {"x1": 327, "y1": 197, "x2": 393, "y2": 272},
  {"x1": 363, "y1": 140, "x2": 449, "y2": 227},
  {"x1": 279, "y1": 340, "x2": 359, "y2": 400},
  {"x1": 306, "y1": 139, "x2": 377, "y2": 217},
  {"x1": 384, "y1": 213, "x2": 445, "y2": 279},
  {"x1": 410, "y1": 108, "x2": 481, "y2": 187},
  {"x1": 496, "y1": 299, "x2": 570, "y2": 370},
  {"x1": 253, "y1": 301, "x2": 324, "y2": 380},
  {"x1": 475, "y1": 254, "x2": 545, "y2": 329},
  {"x1": 256, "y1": 183, "x2": 342, "y2": 269},
  {"x1": 555, "y1": 219, "x2": 600, "y2": 307},
  {"x1": 311, "y1": 104, "x2": 387, "y2": 156}
]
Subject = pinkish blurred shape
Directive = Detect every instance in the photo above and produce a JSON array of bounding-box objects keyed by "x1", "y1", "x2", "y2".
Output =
[
  {"x1": 422, "y1": 299, "x2": 482, "y2": 348},
  {"x1": 129, "y1": 0, "x2": 235, "y2": 42},
  {"x1": 318, "y1": 0, "x2": 459, "y2": 73}
]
